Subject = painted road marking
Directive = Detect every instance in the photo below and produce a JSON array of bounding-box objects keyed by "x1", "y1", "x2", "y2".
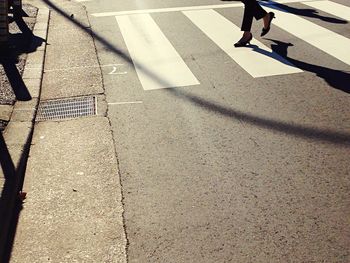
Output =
[
  {"x1": 94, "y1": 3, "x2": 243, "y2": 17},
  {"x1": 265, "y1": 6, "x2": 350, "y2": 66},
  {"x1": 44, "y1": 64, "x2": 124, "y2": 72},
  {"x1": 108, "y1": 101, "x2": 143, "y2": 105},
  {"x1": 116, "y1": 14, "x2": 199, "y2": 90},
  {"x1": 91, "y1": 0, "x2": 319, "y2": 17},
  {"x1": 108, "y1": 65, "x2": 128, "y2": 75},
  {"x1": 183, "y1": 9, "x2": 301, "y2": 78},
  {"x1": 302, "y1": 0, "x2": 350, "y2": 21}
]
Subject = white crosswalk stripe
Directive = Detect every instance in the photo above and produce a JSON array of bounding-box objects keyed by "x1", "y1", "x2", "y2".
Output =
[
  {"x1": 116, "y1": 14, "x2": 199, "y2": 90},
  {"x1": 110, "y1": 0, "x2": 350, "y2": 90},
  {"x1": 91, "y1": 0, "x2": 334, "y2": 17}
]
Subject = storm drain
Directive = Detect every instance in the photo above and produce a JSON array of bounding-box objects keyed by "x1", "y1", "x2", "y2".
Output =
[{"x1": 36, "y1": 96, "x2": 97, "y2": 121}]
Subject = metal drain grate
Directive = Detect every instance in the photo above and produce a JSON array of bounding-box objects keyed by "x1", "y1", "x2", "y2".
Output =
[{"x1": 36, "y1": 96, "x2": 97, "y2": 121}]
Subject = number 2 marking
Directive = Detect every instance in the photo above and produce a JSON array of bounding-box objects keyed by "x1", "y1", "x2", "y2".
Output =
[{"x1": 108, "y1": 65, "x2": 128, "y2": 75}]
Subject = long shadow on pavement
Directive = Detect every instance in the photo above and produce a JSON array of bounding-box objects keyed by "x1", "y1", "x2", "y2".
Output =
[
  {"x1": 0, "y1": 13, "x2": 45, "y2": 102},
  {"x1": 260, "y1": 1, "x2": 347, "y2": 25},
  {"x1": 165, "y1": 88, "x2": 350, "y2": 146},
  {"x1": 0, "y1": 131, "x2": 27, "y2": 263},
  {"x1": 266, "y1": 39, "x2": 350, "y2": 94},
  {"x1": 0, "y1": 10, "x2": 44, "y2": 263},
  {"x1": 244, "y1": 41, "x2": 350, "y2": 94},
  {"x1": 2, "y1": 0, "x2": 348, "y2": 259}
]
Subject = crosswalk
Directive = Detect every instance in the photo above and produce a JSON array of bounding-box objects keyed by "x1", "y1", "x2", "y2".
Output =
[
  {"x1": 92, "y1": 0, "x2": 350, "y2": 90},
  {"x1": 116, "y1": 14, "x2": 200, "y2": 91},
  {"x1": 183, "y1": 9, "x2": 301, "y2": 78}
]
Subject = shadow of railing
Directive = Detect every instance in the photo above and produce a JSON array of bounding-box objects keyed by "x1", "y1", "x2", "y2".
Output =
[
  {"x1": 0, "y1": 131, "x2": 29, "y2": 263},
  {"x1": 0, "y1": 8, "x2": 44, "y2": 263},
  {"x1": 0, "y1": 57, "x2": 32, "y2": 102},
  {"x1": 0, "y1": 10, "x2": 45, "y2": 102}
]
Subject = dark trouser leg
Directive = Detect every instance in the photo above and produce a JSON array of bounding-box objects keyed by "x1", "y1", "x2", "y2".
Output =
[
  {"x1": 241, "y1": 0, "x2": 267, "y2": 31},
  {"x1": 241, "y1": 4, "x2": 254, "y2": 31}
]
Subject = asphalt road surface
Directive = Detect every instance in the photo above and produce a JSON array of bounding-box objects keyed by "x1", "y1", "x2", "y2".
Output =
[{"x1": 83, "y1": 0, "x2": 349, "y2": 261}]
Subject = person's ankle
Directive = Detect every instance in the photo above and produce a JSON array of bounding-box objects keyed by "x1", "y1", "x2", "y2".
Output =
[
  {"x1": 243, "y1": 32, "x2": 251, "y2": 38},
  {"x1": 263, "y1": 13, "x2": 269, "y2": 27}
]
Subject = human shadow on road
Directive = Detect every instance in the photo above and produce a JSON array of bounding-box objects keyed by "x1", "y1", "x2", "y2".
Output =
[
  {"x1": 0, "y1": 12, "x2": 45, "y2": 102},
  {"x1": 244, "y1": 41, "x2": 350, "y2": 94},
  {"x1": 266, "y1": 39, "x2": 350, "y2": 94},
  {"x1": 258, "y1": 1, "x2": 348, "y2": 24}
]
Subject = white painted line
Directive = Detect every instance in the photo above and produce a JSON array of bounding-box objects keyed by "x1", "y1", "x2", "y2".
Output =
[
  {"x1": 265, "y1": 6, "x2": 350, "y2": 66},
  {"x1": 302, "y1": 0, "x2": 350, "y2": 21},
  {"x1": 44, "y1": 64, "x2": 124, "y2": 72},
  {"x1": 108, "y1": 71, "x2": 128, "y2": 75},
  {"x1": 108, "y1": 101, "x2": 143, "y2": 105},
  {"x1": 93, "y1": 3, "x2": 242, "y2": 17},
  {"x1": 183, "y1": 9, "x2": 301, "y2": 78},
  {"x1": 75, "y1": 0, "x2": 92, "y2": 2},
  {"x1": 116, "y1": 14, "x2": 199, "y2": 90},
  {"x1": 91, "y1": 0, "x2": 318, "y2": 17}
]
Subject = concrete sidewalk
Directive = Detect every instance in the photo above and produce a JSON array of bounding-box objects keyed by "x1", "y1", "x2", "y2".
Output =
[{"x1": 1, "y1": 0, "x2": 127, "y2": 262}]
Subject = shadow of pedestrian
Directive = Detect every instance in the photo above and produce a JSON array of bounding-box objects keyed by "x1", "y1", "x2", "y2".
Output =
[
  {"x1": 236, "y1": 41, "x2": 350, "y2": 94},
  {"x1": 259, "y1": 1, "x2": 347, "y2": 24},
  {"x1": 262, "y1": 39, "x2": 350, "y2": 94}
]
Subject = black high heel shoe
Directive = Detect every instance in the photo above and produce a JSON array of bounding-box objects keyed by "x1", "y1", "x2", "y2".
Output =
[
  {"x1": 261, "y1": 12, "x2": 275, "y2": 37},
  {"x1": 234, "y1": 33, "x2": 253, "y2": 47}
]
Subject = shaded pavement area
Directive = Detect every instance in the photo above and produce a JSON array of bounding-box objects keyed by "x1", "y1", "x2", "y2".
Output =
[
  {"x1": 0, "y1": 3, "x2": 46, "y2": 262},
  {"x1": 0, "y1": 4, "x2": 40, "y2": 130}
]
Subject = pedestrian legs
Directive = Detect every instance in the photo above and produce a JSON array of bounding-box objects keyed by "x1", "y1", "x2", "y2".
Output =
[
  {"x1": 234, "y1": 0, "x2": 274, "y2": 47},
  {"x1": 241, "y1": 0, "x2": 267, "y2": 32}
]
